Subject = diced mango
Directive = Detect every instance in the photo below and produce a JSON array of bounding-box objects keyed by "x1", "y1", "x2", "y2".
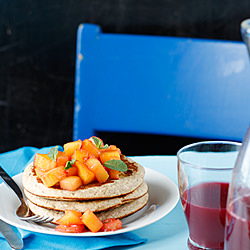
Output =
[
  {"x1": 101, "y1": 145, "x2": 121, "y2": 154},
  {"x1": 100, "y1": 150, "x2": 120, "y2": 164},
  {"x1": 63, "y1": 139, "x2": 82, "y2": 157},
  {"x1": 34, "y1": 167, "x2": 46, "y2": 179},
  {"x1": 81, "y1": 208, "x2": 103, "y2": 233},
  {"x1": 82, "y1": 139, "x2": 100, "y2": 158},
  {"x1": 85, "y1": 158, "x2": 109, "y2": 183},
  {"x1": 40, "y1": 166, "x2": 67, "y2": 187},
  {"x1": 56, "y1": 210, "x2": 84, "y2": 225},
  {"x1": 68, "y1": 209, "x2": 83, "y2": 217},
  {"x1": 108, "y1": 169, "x2": 120, "y2": 180},
  {"x1": 56, "y1": 151, "x2": 70, "y2": 167},
  {"x1": 60, "y1": 176, "x2": 82, "y2": 191},
  {"x1": 71, "y1": 149, "x2": 88, "y2": 163},
  {"x1": 75, "y1": 161, "x2": 96, "y2": 185},
  {"x1": 65, "y1": 166, "x2": 78, "y2": 176},
  {"x1": 33, "y1": 153, "x2": 57, "y2": 171},
  {"x1": 99, "y1": 150, "x2": 120, "y2": 180}
]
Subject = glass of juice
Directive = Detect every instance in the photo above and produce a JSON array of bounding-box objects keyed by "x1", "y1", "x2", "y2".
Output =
[{"x1": 177, "y1": 141, "x2": 241, "y2": 250}]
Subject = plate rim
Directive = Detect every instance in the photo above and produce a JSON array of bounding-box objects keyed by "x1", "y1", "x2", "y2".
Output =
[{"x1": 0, "y1": 167, "x2": 179, "y2": 237}]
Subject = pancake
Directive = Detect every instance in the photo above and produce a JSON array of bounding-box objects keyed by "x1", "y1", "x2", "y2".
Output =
[
  {"x1": 96, "y1": 193, "x2": 149, "y2": 221},
  {"x1": 27, "y1": 193, "x2": 149, "y2": 223},
  {"x1": 24, "y1": 181, "x2": 148, "y2": 213},
  {"x1": 22, "y1": 156, "x2": 145, "y2": 200}
]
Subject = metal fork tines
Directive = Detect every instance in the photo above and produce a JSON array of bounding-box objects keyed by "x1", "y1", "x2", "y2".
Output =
[
  {"x1": 19, "y1": 214, "x2": 54, "y2": 223},
  {"x1": 0, "y1": 165, "x2": 53, "y2": 224}
]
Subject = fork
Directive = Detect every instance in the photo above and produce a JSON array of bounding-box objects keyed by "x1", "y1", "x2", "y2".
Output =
[{"x1": 0, "y1": 165, "x2": 53, "y2": 223}]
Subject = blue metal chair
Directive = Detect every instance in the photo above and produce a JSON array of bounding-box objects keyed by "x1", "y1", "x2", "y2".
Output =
[{"x1": 73, "y1": 23, "x2": 250, "y2": 144}]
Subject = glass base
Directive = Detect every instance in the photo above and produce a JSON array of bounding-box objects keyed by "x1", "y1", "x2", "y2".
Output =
[{"x1": 188, "y1": 238, "x2": 223, "y2": 250}]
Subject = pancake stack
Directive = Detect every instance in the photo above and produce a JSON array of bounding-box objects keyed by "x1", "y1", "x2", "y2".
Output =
[{"x1": 22, "y1": 156, "x2": 149, "y2": 223}]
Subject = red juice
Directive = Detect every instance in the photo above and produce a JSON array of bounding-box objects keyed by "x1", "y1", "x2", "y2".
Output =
[
  {"x1": 225, "y1": 196, "x2": 250, "y2": 250},
  {"x1": 181, "y1": 182, "x2": 229, "y2": 249}
]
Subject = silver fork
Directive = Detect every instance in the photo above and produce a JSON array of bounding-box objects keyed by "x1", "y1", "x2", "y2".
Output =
[{"x1": 0, "y1": 165, "x2": 53, "y2": 223}]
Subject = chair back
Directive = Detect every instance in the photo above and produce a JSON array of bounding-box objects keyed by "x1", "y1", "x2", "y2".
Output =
[{"x1": 74, "y1": 23, "x2": 250, "y2": 142}]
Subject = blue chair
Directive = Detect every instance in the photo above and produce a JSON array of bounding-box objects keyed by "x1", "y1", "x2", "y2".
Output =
[{"x1": 73, "y1": 23, "x2": 250, "y2": 144}]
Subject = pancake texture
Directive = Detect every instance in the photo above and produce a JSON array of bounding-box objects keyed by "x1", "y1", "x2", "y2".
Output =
[
  {"x1": 22, "y1": 157, "x2": 145, "y2": 200},
  {"x1": 27, "y1": 193, "x2": 149, "y2": 223},
  {"x1": 24, "y1": 181, "x2": 148, "y2": 212}
]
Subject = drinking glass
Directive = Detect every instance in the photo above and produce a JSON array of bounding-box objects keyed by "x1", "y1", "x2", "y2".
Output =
[{"x1": 177, "y1": 141, "x2": 241, "y2": 250}]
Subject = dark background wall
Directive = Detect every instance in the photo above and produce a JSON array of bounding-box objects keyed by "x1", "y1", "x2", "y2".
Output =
[{"x1": 0, "y1": 0, "x2": 249, "y2": 156}]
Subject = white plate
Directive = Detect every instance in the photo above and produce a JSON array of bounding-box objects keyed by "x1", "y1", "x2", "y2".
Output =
[{"x1": 0, "y1": 167, "x2": 179, "y2": 237}]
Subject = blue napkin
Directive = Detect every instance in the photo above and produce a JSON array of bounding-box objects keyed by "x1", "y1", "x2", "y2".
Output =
[{"x1": 0, "y1": 146, "x2": 147, "y2": 249}]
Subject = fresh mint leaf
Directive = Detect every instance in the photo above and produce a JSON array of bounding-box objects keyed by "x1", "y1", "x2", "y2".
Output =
[
  {"x1": 92, "y1": 137, "x2": 103, "y2": 149},
  {"x1": 104, "y1": 160, "x2": 127, "y2": 172},
  {"x1": 92, "y1": 136, "x2": 109, "y2": 149},
  {"x1": 65, "y1": 159, "x2": 76, "y2": 170},
  {"x1": 48, "y1": 146, "x2": 58, "y2": 161}
]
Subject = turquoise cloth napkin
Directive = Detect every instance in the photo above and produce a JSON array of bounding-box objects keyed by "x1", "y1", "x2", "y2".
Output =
[{"x1": 0, "y1": 146, "x2": 147, "y2": 249}]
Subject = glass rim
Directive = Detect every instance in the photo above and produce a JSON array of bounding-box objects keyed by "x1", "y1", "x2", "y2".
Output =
[{"x1": 177, "y1": 140, "x2": 242, "y2": 171}]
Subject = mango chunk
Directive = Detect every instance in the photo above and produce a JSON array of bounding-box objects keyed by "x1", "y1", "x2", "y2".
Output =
[
  {"x1": 85, "y1": 158, "x2": 109, "y2": 183},
  {"x1": 100, "y1": 150, "x2": 120, "y2": 164},
  {"x1": 108, "y1": 169, "x2": 120, "y2": 180},
  {"x1": 40, "y1": 166, "x2": 67, "y2": 187},
  {"x1": 34, "y1": 167, "x2": 46, "y2": 179},
  {"x1": 33, "y1": 153, "x2": 57, "y2": 171},
  {"x1": 65, "y1": 166, "x2": 78, "y2": 176},
  {"x1": 63, "y1": 139, "x2": 82, "y2": 157},
  {"x1": 81, "y1": 208, "x2": 103, "y2": 233},
  {"x1": 101, "y1": 145, "x2": 121, "y2": 154},
  {"x1": 99, "y1": 150, "x2": 121, "y2": 180},
  {"x1": 56, "y1": 210, "x2": 84, "y2": 225},
  {"x1": 56, "y1": 151, "x2": 70, "y2": 167},
  {"x1": 71, "y1": 149, "x2": 88, "y2": 163},
  {"x1": 82, "y1": 139, "x2": 100, "y2": 158},
  {"x1": 75, "y1": 161, "x2": 96, "y2": 185},
  {"x1": 60, "y1": 176, "x2": 82, "y2": 191}
]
